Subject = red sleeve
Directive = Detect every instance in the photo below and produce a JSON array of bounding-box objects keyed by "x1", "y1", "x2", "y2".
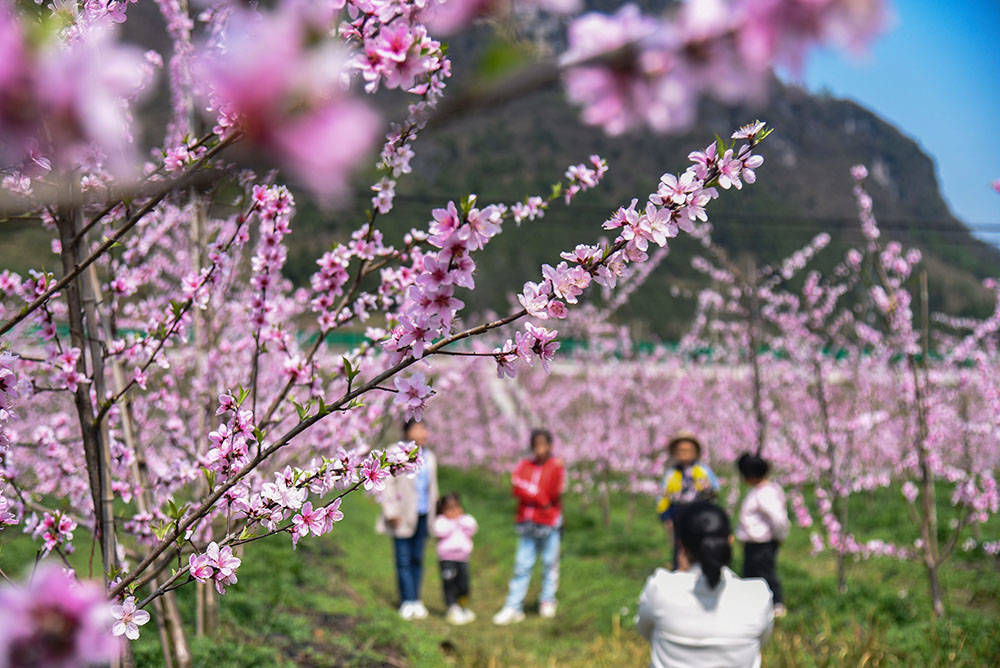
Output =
[
  {"x1": 512, "y1": 460, "x2": 545, "y2": 505},
  {"x1": 546, "y1": 460, "x2": 565, "y2": 503}
]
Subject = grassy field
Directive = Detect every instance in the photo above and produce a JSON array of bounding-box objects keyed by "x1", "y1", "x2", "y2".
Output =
[{"x1": 2, "y1": 467, "x2": 999, "y2": 666}]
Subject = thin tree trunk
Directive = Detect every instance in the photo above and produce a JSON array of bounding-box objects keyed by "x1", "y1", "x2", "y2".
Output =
[
  {"x1": 151, "y1": 596, "x2": 175, "y2": 668},
  {"x1": 196, "y1": 582, "x2": 219, "y2": 636},
  {"x1": 749, "y1": 281, "x2": 766, "y2": 456},
  {"x1": 55, "y1": 208, "x2": 117, "y2": 578},
  {"x1": 813, "y1": 359, "x2": 847, "y2": 593},
  {"x1": 835, "y1": 497, "x2": 849, "y2": 594},
  {"x1": 56, "y1": 203, "x2": 122, "y2": 667},
  {"x1": 913, "y1": 271, "x2": 944, "y2": 617},
  {"x1": 86, "y1": 268, "x2": 193, "y2": 667},
  {"x1": 188, "y1": 196, "x2": 221, "y2": 637}
]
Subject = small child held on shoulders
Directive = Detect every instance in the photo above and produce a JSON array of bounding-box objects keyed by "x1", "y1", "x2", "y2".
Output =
[
  {"x1": 656, "y1": 433, "x2": 719, "y2": 568},
  {"x1": 736, "y1": 452, "x2": 790, "y2": 617},
  {"x1": 433, "y1": 492, "x2": 478, "y2": 625}
]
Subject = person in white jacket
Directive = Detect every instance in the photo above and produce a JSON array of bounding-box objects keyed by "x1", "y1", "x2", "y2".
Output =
[
  {"x1": 636, "y1": 502, "x2": 773, "y2": 668},
  {"x1": 736, "y1": 453, "x2": 790, "y2": 617},
  {"x1": 375, "y1": 420, "x2": 439, "y2": 621}
]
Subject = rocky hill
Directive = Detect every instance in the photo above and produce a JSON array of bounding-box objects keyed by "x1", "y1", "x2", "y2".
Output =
[{"x1": 301, "y1": 73, "x2": 998, "y2": 339}]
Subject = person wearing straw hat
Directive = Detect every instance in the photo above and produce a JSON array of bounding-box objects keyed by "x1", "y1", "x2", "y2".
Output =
[{"x1": 656, "y1": 432, "x2": 719, "y2": 569}]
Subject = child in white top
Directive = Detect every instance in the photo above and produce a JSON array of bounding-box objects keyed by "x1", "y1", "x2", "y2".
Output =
[
  {"x1": 736, "y1": 453, "x2": 790, "y2": 616},
  {"x1": 433, "y1": 493, "x2": 478, "y2": 625}
]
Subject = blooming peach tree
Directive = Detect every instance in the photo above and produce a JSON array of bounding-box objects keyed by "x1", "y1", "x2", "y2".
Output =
[{"x1": 0, "y1": 0, "x2": 888, "y2": 663}]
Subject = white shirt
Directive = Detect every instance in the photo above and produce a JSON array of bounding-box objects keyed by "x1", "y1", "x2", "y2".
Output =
[
  {"x1": 736, "y1": 481, "x2": 790, "y2": 543},
  {"x1": 636, "y1": 565, "x2": 773, "y2": 668}
]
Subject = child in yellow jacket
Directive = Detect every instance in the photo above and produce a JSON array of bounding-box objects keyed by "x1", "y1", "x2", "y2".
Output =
[{"x1": 656, "y1": 433, "x2": 719, "y2": 567}]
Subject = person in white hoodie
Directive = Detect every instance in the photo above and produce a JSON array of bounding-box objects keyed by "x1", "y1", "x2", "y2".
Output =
[
  {"x1": 433, "y1": 492, "x2": 478, "y2": 625},
  {"x1": 735, "y1": 453, "x2": 790, "y2": 617},
  {"x1": 636, "y1": 502, "x2": 773, "y2": 668}
]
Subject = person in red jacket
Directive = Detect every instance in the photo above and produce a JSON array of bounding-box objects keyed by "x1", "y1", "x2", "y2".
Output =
[{"x1": 493, "y1": 429, "x2": 565, "y2": 625}]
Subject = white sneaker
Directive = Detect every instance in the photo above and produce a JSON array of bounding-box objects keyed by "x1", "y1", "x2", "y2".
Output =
[
  {"x1": 410, "y1": 601, "x2": 429, "y2": 619},
  {"x1": 539, "y1": 601, "x2": 557, "y2": 618},
  {"x1": 461, "y1": 607, "x2": 477, "y2": 624},
  {"x1": 492, "y1": 607, "x2": 525, "y2": 625},
  {"x1": 398, "y1": 602, "x2": 416, "y2": 620},
  {"x1": 447, "y1": 605, "x2": 472, "y2": 625}
]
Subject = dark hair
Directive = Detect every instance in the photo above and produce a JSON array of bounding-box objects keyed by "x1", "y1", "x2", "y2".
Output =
[
  {"x1": 530, "y1": 429, "x2": 553, "y2": 448},
  {"x1": 436, "y1": 492, "x2": 461, "y2": 515},
  {"x1": 737, "y1": 452, "x2": 770, "y2": 480},
  {"x1": 402, "y1": 419, "x2": 420, "y2": 436},
  {"x1": 675, "y1": 502, "x2": 732, "y2": 589}
]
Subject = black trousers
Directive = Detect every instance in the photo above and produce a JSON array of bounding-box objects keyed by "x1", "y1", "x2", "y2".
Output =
[
  {"x1": 439, "y1": 560, "x2": 470, "y2": 607},
  {"x1": 743, "y1": 540, "x2": 783, "y2": 604}
]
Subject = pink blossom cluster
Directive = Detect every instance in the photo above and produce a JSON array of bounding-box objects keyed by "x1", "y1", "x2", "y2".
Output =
[
  {"x1": 349, "y1": 0, "x2": 452, "y2": 216},
  {"x1": 790, "y1": 490, "x2": 814, "y2": 528},
  {"x1": 382, "y1": 197, "x2": 503, "y2": 361},
  {"x1": 498, "y1": 124, "x2": 767, "y2": 379},
  {"x1": 196, "y1": 1, "x2": 380, "y2": 199},
  {"x1": 564, "y1": 155, "x2": 609, "y2": 203},
  {"x1": 188, "y1": 541, "x2": 242, "y2": 594},
  {"x1": 205, "y1": 401, "x2": 257, "y2": 477},
  {"x1": 310, "y1": 225, "x2": 397, "y2": 331},
  {"x1": 291, "y1": 498, "x2": 345, "y2": 547},
  {"x1": 394, "y1": 372, "x2": 434, "y2": 421},
  {"x1": 26, "y1": 510, "x2": 77, "y2": 556},
  {"x1": 851, "y1": 163, "x2": 881, "y2": 244},
  {"x1": 248, "y1": 185, "x2": 295, "y2": 332},
  {"x1": 0, "y1": 565, "x2": 116, "y2": 667},
  {"x1": 0, "y1": 350, "x2": 25, "y2": 457},
  {"x1": 0, "y1": 1, "x2": 152, "y2": 176},
  {"x1": 512, "y1": 196, "x2": 547, "y2": 224},
  {"x1": 561, "y1": 0, "x2": 887, "y2": 134},
  {"x1": 110, "y1": 596, "x2": 150, "y2": 641},
  {"x1": 951, "y1": 475, "x2": 999, "y2": 524}
]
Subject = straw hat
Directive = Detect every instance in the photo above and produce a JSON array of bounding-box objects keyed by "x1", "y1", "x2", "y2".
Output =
[{"x1": 667, "y1": 431, "x2": 703, "y2": 456}]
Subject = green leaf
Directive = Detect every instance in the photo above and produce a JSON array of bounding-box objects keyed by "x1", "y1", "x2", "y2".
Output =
[
  {"x1": 715, "y1": 134, "x2": 727, "y2": 157},
  {"x1": 292, "y1": 399, "x2": 311, "y2": 420}
]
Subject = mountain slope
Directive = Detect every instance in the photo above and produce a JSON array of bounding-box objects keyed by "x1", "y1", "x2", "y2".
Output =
[{"x1": 305, "y1": 76, "x2": 996, "y2": 338}]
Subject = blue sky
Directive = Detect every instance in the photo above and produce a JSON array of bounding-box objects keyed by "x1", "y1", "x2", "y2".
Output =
[{"x1": 800, "y1": 0, "x2": 1000, "y2": 246}]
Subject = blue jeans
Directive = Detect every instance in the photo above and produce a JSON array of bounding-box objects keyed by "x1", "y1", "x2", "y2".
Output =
[
  {"x1": 504, "y1": 523, "x2": 560, "y2": 610},
  {"x1": 393, "y1": 514, "x2": 428, "y2": 603}
]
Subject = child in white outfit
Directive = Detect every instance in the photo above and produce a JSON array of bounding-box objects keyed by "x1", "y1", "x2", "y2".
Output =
[{"x1": 736, "y1": 453, "x2": 790, "y2": 617}]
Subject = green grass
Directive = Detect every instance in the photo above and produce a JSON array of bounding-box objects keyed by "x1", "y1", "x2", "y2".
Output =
[{"x1": 2, "y1": 468, "x2": 998, "y2": 666}]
